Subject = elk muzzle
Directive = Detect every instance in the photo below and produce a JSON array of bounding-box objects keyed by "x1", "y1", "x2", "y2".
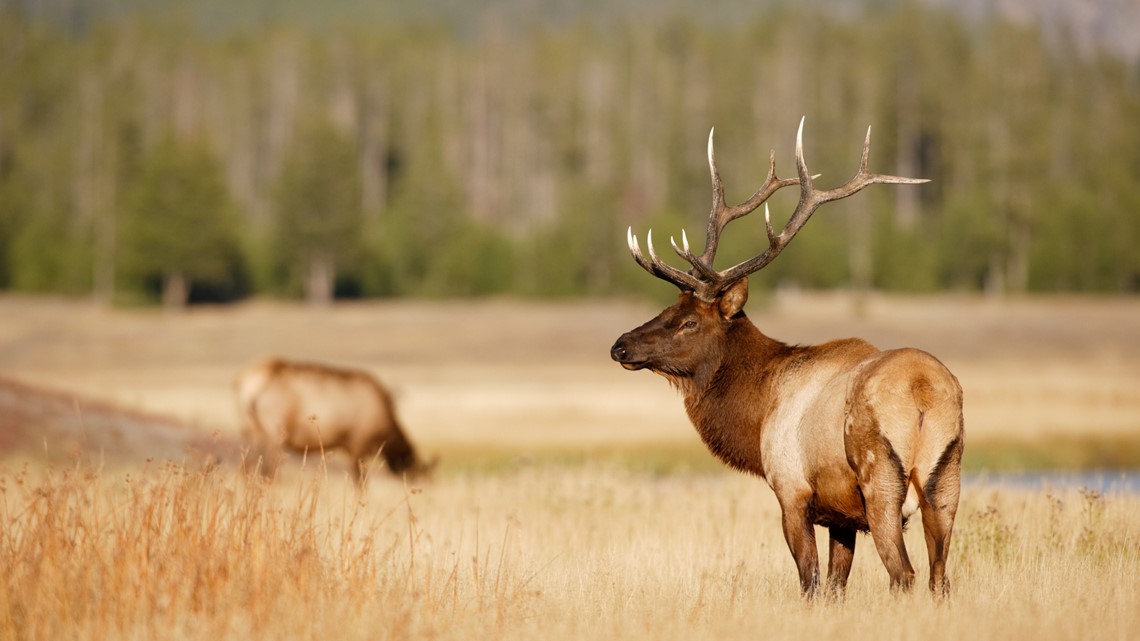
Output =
[{"x1": 610, "y1": 333, "x2": 645, "y2": 370}]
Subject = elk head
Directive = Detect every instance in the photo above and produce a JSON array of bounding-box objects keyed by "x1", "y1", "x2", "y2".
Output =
[
  {"x1": 609, "y1": 281, "x2": 749, "y2": 390},
  {"x1": 611, "y1": 118, "x2": 927, "y2": 382}
]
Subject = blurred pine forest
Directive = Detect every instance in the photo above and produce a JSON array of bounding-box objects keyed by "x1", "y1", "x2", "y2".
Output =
[{"x1": 1, "y1": 0, "x2": 1138, "y2": 305}]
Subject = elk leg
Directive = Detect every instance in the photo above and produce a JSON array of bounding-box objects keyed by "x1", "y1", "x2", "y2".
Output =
[
  {"x1": 780, "y1": 503, "x2": 820, "y2": 596},
  {"x1": 919, "y1": 445, "x2": 962, "y2": 596},
  {"x1": 920, "y1": 501, "x2": 955, "y2": 596},
  {"x1": 863, "y1": 474, "x2": 915, "y2": 592},
  {"x1": 826, "y1": 526, "x2": 857, "y2": 593}
]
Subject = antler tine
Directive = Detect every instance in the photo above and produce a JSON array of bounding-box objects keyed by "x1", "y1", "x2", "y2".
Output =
[
  {"x1": 669, "y1": 229, "x2": 690, "y2": 258},
  {"x1": 812, "y1": 122, "x2": 930, "y2": 206},
  {"x1": 626, "y1": 119, "x2": 927, "y2": 300},
  {"x1": 763, "y1": 203, "x2": 778, "y2": 245},
  {"x1": 671, "y1": 228, "x2": 720, "y2": 281},
  {"x1": 859, "y1": 126, "x2": 872, "y2": 174},
  {"x1": 711, "y1": 117, "x2": 928, "y2": 291},
  {"x1": 855, "y1": 125, "x2": 929, "y2": 186},
  {"x1": 648, "y1": 230, "x2": 705, "y2": 289},
  {"x1": 779, "y1": 114, "x2": 819, "y2": 244},
  {"x1": 626, "y1": 227, "x2": 703, "y2": 291},
  {"x1": 698, "y1": 128, "x2": 733, "y2": 266},
  {"x1": 626, "y1": 226, "x2": 652, "y2": 272},
  {"x1": 696, "y1": 130, "x2": 802, "y2": 268},
  {"x1": 708, "y1": 128, "x2": 726, "y2": 212}
]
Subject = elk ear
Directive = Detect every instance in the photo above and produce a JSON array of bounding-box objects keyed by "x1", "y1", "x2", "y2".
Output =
[{"x1": 718, "y1": 278, "x2": 749, "y2": 319}]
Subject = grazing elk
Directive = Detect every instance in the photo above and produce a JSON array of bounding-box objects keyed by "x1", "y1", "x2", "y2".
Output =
[
  {"x1": 610, "y1": 119, "x2": 964, "y2": 596},
  {"x1": 236, "y1": 358, "x2": 431, "y2": 484}
]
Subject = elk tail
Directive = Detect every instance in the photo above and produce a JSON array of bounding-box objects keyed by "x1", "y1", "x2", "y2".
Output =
[{"x1": 911, "y1": 375, "x2": 935, "y2": 430}]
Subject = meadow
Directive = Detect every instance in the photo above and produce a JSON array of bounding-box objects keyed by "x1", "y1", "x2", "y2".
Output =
[
  {"x1": 1, "y1": 292, "x2": 1139, "y2": 640},
  {"x1": 2, "y1": 460, "x2": 1138, "y2": 641}
]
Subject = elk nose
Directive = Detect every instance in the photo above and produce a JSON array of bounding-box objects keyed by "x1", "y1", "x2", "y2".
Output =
[{"x1": 610, "y1": 337, "x2": 629, "y2": 362}]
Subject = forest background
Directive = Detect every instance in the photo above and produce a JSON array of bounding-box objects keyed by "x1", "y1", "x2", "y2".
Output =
[{"x1": 1, "y1": 0, "x2": 1138, "y2": 307}]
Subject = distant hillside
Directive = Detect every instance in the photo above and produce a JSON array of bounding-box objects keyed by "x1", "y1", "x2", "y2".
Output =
[{"x1": 0, "y1": 376, "x2": 237, "y2": 465}]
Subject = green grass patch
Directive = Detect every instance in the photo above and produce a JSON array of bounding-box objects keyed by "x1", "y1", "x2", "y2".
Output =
[
  {"x1": 430, "y1": 441, "x2": 728, "y2": 477},
  {"x1": 962, "y1": 435, "x2": 1140, "y2": 472},
  {"x1": 432, "y1": 435, "x2": 1140, "y2": 477}
]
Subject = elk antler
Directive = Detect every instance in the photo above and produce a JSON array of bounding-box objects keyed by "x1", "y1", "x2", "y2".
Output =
[{"x1": 627, "y1": 117, "x2": 929, "y2": 301}]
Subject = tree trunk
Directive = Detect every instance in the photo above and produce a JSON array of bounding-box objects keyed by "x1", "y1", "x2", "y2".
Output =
[
  {"x1": 1006, "y1": 215, "x2": 1032, "y2": 294},
  {"x1": 894, "y1": 64, "x2": 921, "y2": 230},
  {"x1": 984, "y1": 251, "x2": 1005, "y2": 298},
  {"x1": 848, "y1": 197, "x2": 873, "y2": 314},
  {"x1": 849, "y1": 58, "x2": 880, "y2": 315},
  {"x1": 93, "y1": 204, "x2": 116, "y2": 306},
  {"x1": 77, "y1": 71, "x2": 117, "y2": 305},
  {"x1": 359, "y1": 75, "x2": 389, "y2": 218},
  {"x1": 162, "y1": 271, "x2": 189, "y2": 310},
  {"x1": 305, "y1": 253, "x2": 335, "y2": 306},
  {"x1": 580, "y1": 57, "x2": 614, "y2": 188}
]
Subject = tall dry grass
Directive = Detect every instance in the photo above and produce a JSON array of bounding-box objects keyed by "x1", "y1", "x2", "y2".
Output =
[{"x1": 2, "y1": 461, "x2": 1138, "y2": 641}]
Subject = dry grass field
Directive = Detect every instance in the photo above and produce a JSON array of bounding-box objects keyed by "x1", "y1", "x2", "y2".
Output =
[
  {"x1": 2, "y1": 460, "x2": 1138, "y2": 641},
  {"x1": 1, "y1": 292, "x2": 1139, "y2": 640}
]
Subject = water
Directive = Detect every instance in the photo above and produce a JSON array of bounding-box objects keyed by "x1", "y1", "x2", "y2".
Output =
[{"x1": 964, "y1": 470, "x2": 1140, "y2": 494}]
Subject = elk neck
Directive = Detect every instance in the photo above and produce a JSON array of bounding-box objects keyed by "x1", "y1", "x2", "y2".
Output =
[{"x1": 681, "y1": 313, "x2": 789, "y2": 477}]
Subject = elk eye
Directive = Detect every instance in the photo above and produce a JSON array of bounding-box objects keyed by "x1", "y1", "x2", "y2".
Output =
[{"x1": 681, "y1": 319, "x2": 698, "y2": 330}]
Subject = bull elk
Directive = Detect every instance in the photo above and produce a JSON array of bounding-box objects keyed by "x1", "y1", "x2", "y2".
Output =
[
  {"x1": 610, "y1": 119, "x2": 964, "y2": 596},
  {"x1": 236, "y1": 358, "x2": 432, "y2": 484}
]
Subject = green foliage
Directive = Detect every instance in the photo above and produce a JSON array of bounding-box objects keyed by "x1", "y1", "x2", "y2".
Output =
[
  {"x1": 367, "y1": 168, "x2": 517, "y2": 298},
  {"x1": 118, "y1": 139, "x2": 244, "y2": 303},
  {"x1": 871, "y1": 214, "x2": 942, "y2": 292},
  {"x1": 9, "y1": 208, "x2": 93, "y2": 294},
  {"x1": 273, "y1": 121, "x2": 362, "y2": 258},
  {"x1": 270, "y1": 120, "x2": 364, "y2": 299},
  {"x1": 520, "y1": 186, "x2": 626, "y2": 298},
  {"x1": 1, "y1": 4, "x2": 1139, "y2": 302},
  {"x1": 937, "y1": 189, "x2": 1004, "y2": 290},
  {"x1": 0, "y1": 157, "x2": 30, "y2": 289}
]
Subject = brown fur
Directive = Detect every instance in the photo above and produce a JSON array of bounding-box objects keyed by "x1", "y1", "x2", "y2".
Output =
[
  {"x1": 235, "y1": 358, "x2": 430, "y2": 484},
  {"x1": 612, "y1": 280, "x2": 964, "y2": 596}
]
